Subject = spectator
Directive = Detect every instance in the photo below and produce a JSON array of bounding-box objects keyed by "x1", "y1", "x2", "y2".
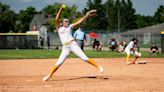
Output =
[
  {"x1": 117, "y1": 42, "x2": 126, "y2": 53},
  {"x1": 96, "y1": 40, "x2": 102, "y2": 51},
  {"x1": 91, "y1": 39, "x2": 97, "y2": 50},
  {"x1": 150, "y1": 43, "x2": 159, "y2": 55},
  {"x1": 73, "y1": 25, "x2": 86, "y2": 50},
  {"x1": 109, "y1": 38, "x2": 117, "y2": 51},
  {"x1": 91, "y1": 39, "x2": 102, "y2": 51}
]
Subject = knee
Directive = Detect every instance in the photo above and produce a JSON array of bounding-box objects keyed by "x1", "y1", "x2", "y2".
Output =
[
  {"x1": 55, "y1": 62, "x2": 62, "y2": 67},
  {"x1": 127, "y1": 54, "x2": 130, "y2": 57},
  {"x1": 81, "y1": 56, "x2": 89, "y2": 62}
]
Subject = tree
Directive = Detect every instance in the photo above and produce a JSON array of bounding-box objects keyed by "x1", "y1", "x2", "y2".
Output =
[
  {"x1": 17, "y1": 6, "x2": 37, "y2": 32},
  {"x1": 105, "y1": 0, "x2": 116, "y2": 31},
  {"x1": 0, "y1": 2, "x2": 16, "y2": 33},
  {"x1": 105, "y1": 0, "x2": 137, "y2": 32},
  {"x1": 154, "y1": 5, "x2": 164, "y2": 24},
  {"x1": 42, "y1": 5, "x2": 54, "y2": 15},
  {"x1": 45, "y1": 3, "x2": 82, "y2": 30},
  {"x1": 136, "y1": 14, "x2": 155, "y2": 28},
  {"x1": 119, "y1": 0, "x2": 128, "y2": 30},
  {"x1": 120, "y1": 0, "x2": 137, "y2": 30},
  {"x1": 114, "y1": 0, "x2": 121, "y2": 31},
  {"x1": 135, "y1": 5, "x2": 164, "y2": 29},
  {"x1": 83, "y1": 0, "x2": 108, "y2": 30}
]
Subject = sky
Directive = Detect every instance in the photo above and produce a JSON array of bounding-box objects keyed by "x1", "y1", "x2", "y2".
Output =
[{"x1": 0, "y1": 0, "x2": 164, "y2": 16}]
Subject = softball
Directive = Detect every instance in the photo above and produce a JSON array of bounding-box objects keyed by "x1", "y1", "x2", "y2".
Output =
[{"x1": 62, "y1": 4, "x2": 66, "y2": 8}]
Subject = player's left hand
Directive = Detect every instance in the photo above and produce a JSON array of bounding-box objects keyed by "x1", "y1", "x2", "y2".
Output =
[{"x1": 86, "y1": 9, "x2": 97, "y2": 17}]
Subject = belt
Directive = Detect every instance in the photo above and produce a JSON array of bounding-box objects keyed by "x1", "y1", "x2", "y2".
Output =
[{"x1": 63, "y1": 39, "x2": 74, "y2": 46}]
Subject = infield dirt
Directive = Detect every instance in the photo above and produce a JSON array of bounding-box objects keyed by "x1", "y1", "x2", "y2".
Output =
[{"x1": 0, "y1": 58, "x2": 164, "y2": 92}]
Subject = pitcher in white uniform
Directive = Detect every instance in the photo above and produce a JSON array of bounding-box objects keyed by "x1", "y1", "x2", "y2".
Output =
[
  {"x1": 124, "y1": 38, "x2": 141, "y2": 65},
  {"x1": 42, "y1": 5, "x2": 104, "y2": 81}
]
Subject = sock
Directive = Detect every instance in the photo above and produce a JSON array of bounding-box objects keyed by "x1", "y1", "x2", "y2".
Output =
[
  {"x1": 133, "y1": 56, "x2": 138, "y2": 63},
  {"x1": 49, "y1": 65, "x2": 58, "y2": 77},
  {"x1": 126, "y1": 55, "x2": 130, "y2": 63},
  {"x1": 88, "y1": 58, "x2": 99, "y2": 68}
]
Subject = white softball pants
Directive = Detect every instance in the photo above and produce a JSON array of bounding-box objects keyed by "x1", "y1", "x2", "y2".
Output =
[{"x1": 55, "y1": 41, "x2": 89, "y2": 66}]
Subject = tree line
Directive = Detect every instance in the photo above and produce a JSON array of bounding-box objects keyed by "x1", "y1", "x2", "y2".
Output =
[{"x1": 0, "y1": 0, "x2": 164, "y2": 33}]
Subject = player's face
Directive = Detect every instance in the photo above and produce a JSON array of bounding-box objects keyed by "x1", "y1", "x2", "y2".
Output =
[
  {"x1": 63, "y1": 20, "x2": 69, "y2": 27},
  {"x1": 134, "y1": 40, "x2": 138, "y2": 44}
]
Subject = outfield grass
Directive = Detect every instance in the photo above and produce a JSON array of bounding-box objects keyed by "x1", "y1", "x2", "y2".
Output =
[{"x1": 0, "y1": 49, "x2": 163, "y2": 59}]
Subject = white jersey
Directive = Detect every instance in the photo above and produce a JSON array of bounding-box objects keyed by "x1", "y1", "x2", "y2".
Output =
[
  {"x1": 124, "y1": 41, "x2": 134, "y2": 55},
  {"x1": 58, "y1": 24, "x2": 74, "y2": 45},
  {"x1": 124, "y1": 41, "x2": 141, "y2": 56},
  {"x1": 125, "y1": 41, "x2": 134, "y2": 50}
]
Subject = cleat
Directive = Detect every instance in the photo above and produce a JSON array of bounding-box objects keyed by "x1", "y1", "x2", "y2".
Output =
[
  {"x1": 131, "y1": 61, "x2": 135, "y2": 64},
  {"x1": 126, "y1": 62, "x2": 131, "y2": 65},
  {"x1": 42, "y1": 75, "x2": 50, "y2": 81},
  {"x1": 135, "y1": 61, "x2": 139, "y2": 64},
  {"x1": 138, "y1": 53, "x2": 142, "y2": 57},
  {"x1": 99, "y1": 66, "x2": 104, "y2": 73}
]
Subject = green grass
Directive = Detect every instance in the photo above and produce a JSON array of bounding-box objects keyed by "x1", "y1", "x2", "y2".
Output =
[{"x1": 0, "y1": 49, "x2": 163, "y2": 59}]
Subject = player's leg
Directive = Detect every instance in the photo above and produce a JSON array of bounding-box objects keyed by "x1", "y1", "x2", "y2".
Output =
[
  {"x1": 132, "y1": 51, "x2": 141, "y2": 64},
  {"x1": 71, "y1": 41, "x2": 104, "y2": 73},
  {"x1": 42, "y1": 46, "x2": 70, "y2": 81},
  {"x1": 81, "y1": 40, "x2": 84, "y2": 50},
  {"x1": 124, "y1": 49, "x2": 131, "y2": 64},
  {"x1": 132, "y1": 56, "x2": 138, "y2": 64},
  {"x1": 126, "y1": 54, "x2": 131, "y2": 64},
  {"x1": 49, "y1": 49, "x2": 70, "y2": 76}
]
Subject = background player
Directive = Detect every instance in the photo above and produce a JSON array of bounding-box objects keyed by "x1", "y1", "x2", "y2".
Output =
[
  {"x1": 124, "y1": 38, "x2": 141, "y2": 65},
  {"x1": 150, "y1": 43, "x2": 159, "y2": 55},
  {"x1": 73, "y1": 25, "x2": 86, "y2": 50},
  {"x1": 42, "y1": 5, "x2": 104, "y2": 81}
]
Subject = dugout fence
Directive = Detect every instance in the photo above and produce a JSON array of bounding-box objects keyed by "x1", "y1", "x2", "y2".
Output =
[{"x1": 0, "y1": 33, "x2": 39, "y2": 49}]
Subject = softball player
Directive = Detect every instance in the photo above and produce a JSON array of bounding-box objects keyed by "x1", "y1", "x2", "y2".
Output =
[
  {"x1": 124, "y1": 38, "x2": 141, "y2": 65},
  {"x1": 42, "y1": 5, "x2": 104, "y2": 81}
]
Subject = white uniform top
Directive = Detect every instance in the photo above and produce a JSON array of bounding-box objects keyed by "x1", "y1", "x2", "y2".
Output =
[
  {"x1": 124, "y1": 41, "x2": 141, "y2": 56},
  {"x1": 124, "y1": 41, "x2": 134, "y2": 55},
  {"x1": 125, "y1": 41, "x2": 134, "y2": 50},
  {"x1": 58, "y1": 24, "x2": 74, "y2": 45}
]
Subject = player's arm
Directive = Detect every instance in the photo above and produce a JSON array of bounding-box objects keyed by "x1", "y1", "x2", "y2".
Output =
[
  {"x1": 55, "y1": 5, "x2": 63, "y2": 32},
  {"x1": 72, "y1": 10, "x2": 97, "y2": 28}
]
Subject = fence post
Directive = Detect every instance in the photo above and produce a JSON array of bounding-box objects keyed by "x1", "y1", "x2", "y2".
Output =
[{"x1": 161, "y1": 31, "x2": 164, "y2": 54}]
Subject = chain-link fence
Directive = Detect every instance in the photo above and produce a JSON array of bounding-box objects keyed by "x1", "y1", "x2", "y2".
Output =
[
  {"x1": 120, "y1": 32, "x2": 161, "y2": 48},
  {"x1": 0, "y1": 31, "x2": 162, "y2": 49}
]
